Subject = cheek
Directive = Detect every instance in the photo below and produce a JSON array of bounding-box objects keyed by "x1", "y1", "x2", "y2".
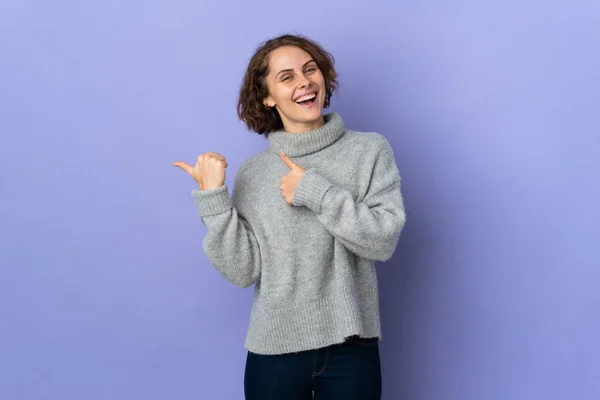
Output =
[
  {"x1": 278, "y1": 87, "x2": 296, "y2": 105},
  {"x1": 266, "y1": 82, "x2": 289, "y2": 104},
  {"x1": 315, "y1": 71, "x2": 326, "y2": 87},
  {"x1": 314, "y1": 75, "x2": 326, "y2": 96}
]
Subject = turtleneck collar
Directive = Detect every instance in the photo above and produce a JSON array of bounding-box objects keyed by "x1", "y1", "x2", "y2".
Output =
[{"x1": 267, "y1": 113, "x2": 345, "y2": 157}]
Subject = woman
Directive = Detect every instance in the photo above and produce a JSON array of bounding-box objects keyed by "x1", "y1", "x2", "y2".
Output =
[{"x1": 173, "y1": 34, "x2": 406, "y2": 400}]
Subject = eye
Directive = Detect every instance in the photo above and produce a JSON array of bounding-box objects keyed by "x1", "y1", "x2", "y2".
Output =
[
  {"x1": 282, "y1": 75, "x2": 293, "y2": 82},
  {"x1": 307, "y1": 62, "x2": 319, "y2": 71}
]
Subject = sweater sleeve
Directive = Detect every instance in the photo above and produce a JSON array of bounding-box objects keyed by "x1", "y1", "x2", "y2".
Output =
[
  {"x1": 190, "y1": 173, "x2": 261, "y2": 288},
  {"x1": 292, "y1": 139, "x2": 406, "y2": 262}
]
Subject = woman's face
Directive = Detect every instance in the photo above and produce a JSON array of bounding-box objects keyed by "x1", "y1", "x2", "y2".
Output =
[{"x1": 263, "y1": 45, "x2": 326, "y2": 133}]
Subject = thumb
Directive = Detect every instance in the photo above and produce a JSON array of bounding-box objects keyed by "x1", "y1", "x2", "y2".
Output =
[
  {"x1": 280, "y1": 152, "x2": 298, "y2": 170},
  {"x1": 172, "y1": 161, "x2": 193, "y2": 175}
]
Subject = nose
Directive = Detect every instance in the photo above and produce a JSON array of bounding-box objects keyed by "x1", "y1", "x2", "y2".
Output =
[{"x1": 298, "y1": 74, "x2": 310, "y2": 88}]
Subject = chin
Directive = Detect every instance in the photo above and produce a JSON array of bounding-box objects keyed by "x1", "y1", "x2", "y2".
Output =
[
  {"x1": 298, "y1": 112, "x2": 323, "y2": 126},
  {"x1": 296, "y1": 103, "x2": 323, "y2": 118},
  {"x1": 280, "y1": 101, "x2": 325, "y2": 129}
]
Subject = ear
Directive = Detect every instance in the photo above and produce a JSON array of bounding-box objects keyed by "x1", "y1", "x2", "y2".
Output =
[{"x1": 263, "y1": 95, "x2": 275, "y2": 109}]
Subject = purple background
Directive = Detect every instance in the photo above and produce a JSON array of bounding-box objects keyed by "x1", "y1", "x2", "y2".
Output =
[{"x1": 1, "y1": 1, "x2": 599, "y2": 399}]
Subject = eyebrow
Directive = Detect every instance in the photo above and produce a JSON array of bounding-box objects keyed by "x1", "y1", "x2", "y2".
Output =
[{"x1": 276, "y1": 60, "x2": 317, "y2": 78}]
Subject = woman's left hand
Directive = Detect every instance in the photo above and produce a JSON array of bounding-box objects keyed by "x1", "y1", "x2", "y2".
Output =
[{"x1": 279, "y1": 152, "x2": 306, "y2": 205}]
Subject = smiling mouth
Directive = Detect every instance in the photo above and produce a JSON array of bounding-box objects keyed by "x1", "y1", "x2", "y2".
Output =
[
  {"x1": 294, "y1": 92, "x2": 318, "y2": 106},
  {"x1": 295, "y1": 93, "x2": 317, "y2": 105}
]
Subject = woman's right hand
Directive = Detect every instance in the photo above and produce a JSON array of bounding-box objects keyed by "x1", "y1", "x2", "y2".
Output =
[{"x1": 173, "y1": 152, "x2": 228, "y2": 190}]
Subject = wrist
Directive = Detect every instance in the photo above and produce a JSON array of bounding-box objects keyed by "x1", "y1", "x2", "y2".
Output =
[{"x1": 201, "y1": 184, "x2": 222, "y2": 191}]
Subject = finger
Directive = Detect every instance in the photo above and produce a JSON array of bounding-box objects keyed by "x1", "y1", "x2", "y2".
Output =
[
  {"x1": 280, "y1": 152, "x2": 297, "y2": 169},
  {"x1": 205, "y1": 152, "x2": 225, "y2": 161},
  {"x1": 173, "y1": 161, "x2": 193, "y2": 175},
  {"x1": 206, "y1": 156, "x2": 228, "y2": 167}
]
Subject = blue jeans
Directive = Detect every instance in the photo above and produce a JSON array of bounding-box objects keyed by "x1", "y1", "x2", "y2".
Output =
[{"x1": 244, "y1": 335, "x2": 382, "y2": 399}]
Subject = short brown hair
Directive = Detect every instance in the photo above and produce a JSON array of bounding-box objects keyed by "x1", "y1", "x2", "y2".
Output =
[{"x1": 237, "y1": 34, "x2": 339, "y2": 136}]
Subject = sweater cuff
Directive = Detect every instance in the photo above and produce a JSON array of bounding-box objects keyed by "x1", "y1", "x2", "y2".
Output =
[
  {"x1": 190, "y1": 185, "x2": 232, "y2": 217},
  {"x1": 292, "y1": 169, "x2": 333, "y2": 213}
]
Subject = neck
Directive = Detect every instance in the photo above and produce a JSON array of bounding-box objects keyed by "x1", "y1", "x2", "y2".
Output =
[
  {"x1": 281, "y1": 115, "x2": 325, "y2": 134},
  {"x1": 267, "y1": 113, "x2": 345, "y2": 157}
]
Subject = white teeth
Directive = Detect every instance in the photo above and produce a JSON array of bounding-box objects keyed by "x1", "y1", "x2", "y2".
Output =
[{"x1": 295, "y1": 93, "x2": 316, "y2": 103}]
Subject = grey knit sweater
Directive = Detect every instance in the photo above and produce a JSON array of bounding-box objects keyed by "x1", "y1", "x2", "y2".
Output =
[{"x1": 190, "y1": 113, "x2": 406, "y2": 355}]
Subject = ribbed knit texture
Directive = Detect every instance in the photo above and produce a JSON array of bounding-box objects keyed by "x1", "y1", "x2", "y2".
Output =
[{"x1": 190, "y1": 113, "x2": 406, "y2": 355}]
